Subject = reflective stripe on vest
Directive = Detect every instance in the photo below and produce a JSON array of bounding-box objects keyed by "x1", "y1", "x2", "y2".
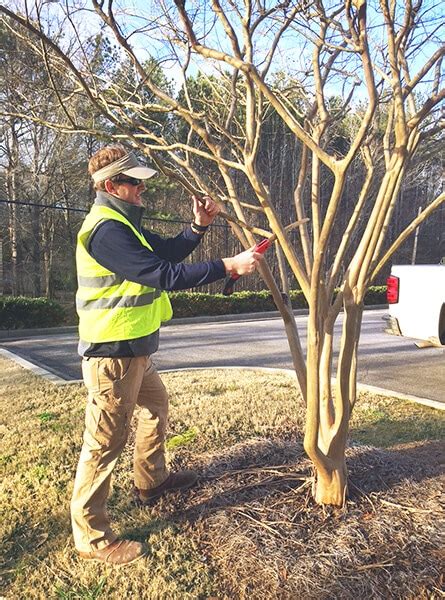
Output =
[
  {"x1": 77, "y1": 273, "x2": 124, "y2": 288},
  {"x1": 76, "y1": 289, "x2": 162, "y2": 311},
  {"x1": 76, "y1": 204, "x2": 172, "y2": 343}
]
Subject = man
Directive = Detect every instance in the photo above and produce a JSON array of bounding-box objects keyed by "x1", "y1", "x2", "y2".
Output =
[{"x1": 71, "y1": 144, "x2": 260, "y2": 566}]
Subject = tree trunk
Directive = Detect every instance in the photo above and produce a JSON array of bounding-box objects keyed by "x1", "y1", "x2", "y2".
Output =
[
  {"x1": 7, "y1": 202, "x2": 18, "y2": 296},
  {"x1": 43, "y1": 214, "x2": 55, "y2": 298},
  {"x1": 314, "y1": 457, "x2": 348, "y2": 506},
  {"x1": 305, "y1": 295, "x2": 362, "y2": 507},
  {"x1": 31, "y1": 205, "x2": 41, "y2": 297},
  {"x1": 44, "y1": 249, "x2": 53, "y2": 298},
  {"x1": 31, "y1": 132, "x2": 42, "y2": 297},
  {"x1": 6, "y1": 123, "x2": 19, "y2": 295}
]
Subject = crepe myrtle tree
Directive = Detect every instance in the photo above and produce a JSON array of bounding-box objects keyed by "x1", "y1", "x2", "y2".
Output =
[{"x1": 1, "y1": 0, "x2": 443, "y2": 505}]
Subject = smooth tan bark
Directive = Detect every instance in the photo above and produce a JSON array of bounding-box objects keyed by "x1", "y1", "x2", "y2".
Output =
[{"x1": 314, "y1": 459, "x2": 348, "y2": 506}]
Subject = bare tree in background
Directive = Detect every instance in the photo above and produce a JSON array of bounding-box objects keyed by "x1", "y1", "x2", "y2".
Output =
[
  {"x1": 1, "y1": 0, "x2": 444, "y2": 505},
  {"x1": 2, "y1": 120, "x2": 21, "y2": 295}
]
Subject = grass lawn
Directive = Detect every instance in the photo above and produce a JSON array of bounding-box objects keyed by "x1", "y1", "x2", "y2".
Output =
[{"x1": 0, "y1": 356, "x2": 444, "y2": 599}]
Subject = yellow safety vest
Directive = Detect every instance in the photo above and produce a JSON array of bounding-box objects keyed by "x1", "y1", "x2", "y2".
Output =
[{"x1": 76, "y1": 204, "x2": 172, "y2": 343}]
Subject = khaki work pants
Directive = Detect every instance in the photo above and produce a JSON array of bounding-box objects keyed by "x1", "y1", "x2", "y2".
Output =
[{"x1": 70, "y1": 355, "x2": 169, "y2": 553}]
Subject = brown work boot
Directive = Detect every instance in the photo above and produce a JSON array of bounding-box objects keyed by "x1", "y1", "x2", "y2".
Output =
[
  {"x1": 77, "y1": 539, "x2": 146, "y2": 566},
  {"x1": 134, "y1": 470, "x2": 198, "y2": 506}
]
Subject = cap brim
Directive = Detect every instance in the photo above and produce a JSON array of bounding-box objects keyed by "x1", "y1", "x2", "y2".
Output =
[{"x1": 122, "y1": 166, "x2": 157, "y2": 180}]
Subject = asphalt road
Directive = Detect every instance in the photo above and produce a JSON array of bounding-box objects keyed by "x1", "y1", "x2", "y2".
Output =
[{"x1": 1, "y1": 308, "x2": 444, "y2": 403}]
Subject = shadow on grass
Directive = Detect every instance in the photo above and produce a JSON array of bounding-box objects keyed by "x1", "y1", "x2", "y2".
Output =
[
  {"x1": 348, "y1": 438, "x2": 444, "y2": 495},
  {"x1": 4, "y1": 440, "x2": 442, "y2": 588},
  {"x1": 350, "y1": 412, "x2": 445, "y2": 448},
  {"x1": 1, "y1": 510, "x2": 70, "y2": 588},
  {"x1": 130, "y1": 437, "x2": 445, "y2": 529}
]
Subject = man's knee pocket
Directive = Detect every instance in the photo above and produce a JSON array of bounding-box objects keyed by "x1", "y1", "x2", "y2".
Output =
[{"x1": 85, "y1": 400, "x2": 132, "y2": 448}]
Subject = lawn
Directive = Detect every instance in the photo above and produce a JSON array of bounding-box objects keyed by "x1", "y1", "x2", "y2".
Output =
[{"x1": 0, "y1": 356, "x2": 443, "y2": 599}]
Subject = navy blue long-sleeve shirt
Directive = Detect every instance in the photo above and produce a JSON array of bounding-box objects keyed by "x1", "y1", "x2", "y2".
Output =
[
  {"x1": 89, "y1": 221, "x2": 226, "y2": 291},
  {"x1": 78, "y1": 192, "x2": 226, "y2": 357}
]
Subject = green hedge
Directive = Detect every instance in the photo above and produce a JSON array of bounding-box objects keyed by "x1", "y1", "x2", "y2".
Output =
[
  {"x1": 169, "y1": 286, "x2": 386, "y2": 318},
  {"x1": 0, "y1": 287, "x2": 387, "y2": 328},
  {"x1": 363, "y1": 286, "x2": 387, "y2": 306},
  {"x1": 0, "y1": 296, "x2": 66, "y2": 330}
]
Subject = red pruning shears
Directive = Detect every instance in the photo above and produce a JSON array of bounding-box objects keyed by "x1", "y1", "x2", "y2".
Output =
[{"x1": 222, "y1": 237, "x2": 272, "y2": 296}]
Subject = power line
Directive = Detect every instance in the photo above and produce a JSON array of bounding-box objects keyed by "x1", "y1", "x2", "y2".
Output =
[
  {"x1": 0, "y1": 199, "x2": 230, "y2": 227},
  {"x1": 1, "y1": 198, "x2": 87, "y2": 214}
]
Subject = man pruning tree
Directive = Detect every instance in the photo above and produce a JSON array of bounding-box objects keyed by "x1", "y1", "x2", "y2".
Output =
[{"x1": 71, "y1": 144, "x2": 260, "y2": 566}]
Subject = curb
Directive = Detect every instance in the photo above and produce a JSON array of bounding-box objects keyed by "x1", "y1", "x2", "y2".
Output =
[
  {"x1": 0, "y1": 311, "x2": 287, "y2": 340},
  {"x1": 0, "y1": 348, "x2": 71, "y2": 385},
  {"x1": 0, "y1": 325, "x2": 78, "y2": 340},
  {"x1": 160, "y1": 367, "x2": 445, "y2": 412},
  {"x1": 0, "y1": 305, "x2": 389, "y2": 340},
  {"x1": 355, "y1": 381, "x2": 445, "y2": 412},
  {"x1": 1, "y1": 350, "x2": 442, "y2": 411}
]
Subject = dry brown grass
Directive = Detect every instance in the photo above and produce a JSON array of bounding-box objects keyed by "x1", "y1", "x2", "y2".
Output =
[{"x1": 0, "y1": 357, "x2": 444, "y2": 599}]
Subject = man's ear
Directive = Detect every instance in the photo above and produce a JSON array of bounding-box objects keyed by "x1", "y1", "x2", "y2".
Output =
[{"x1": 104, "y1": 179, "x2": 114, "y2": 193}]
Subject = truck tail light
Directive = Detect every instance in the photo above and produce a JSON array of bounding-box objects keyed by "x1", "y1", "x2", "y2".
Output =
[{"x1": 386, "y1": 275, "x2": 399, "y2": 304}]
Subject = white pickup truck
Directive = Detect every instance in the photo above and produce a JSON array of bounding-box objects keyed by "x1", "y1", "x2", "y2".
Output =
[{"x1": 384, "y1": 264, "x2": 445, "y2": 346}]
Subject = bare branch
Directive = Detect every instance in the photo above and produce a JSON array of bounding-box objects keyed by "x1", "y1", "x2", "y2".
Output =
[
  {"x1": 402, "y1": 46, "x2": 445, "y2": 97},
  {"x1": 173, "y1": 0, "x2": 335, "y2": 169},
  {"x1": 371, "y1": 191, "x2": 445, "y2": 280},
  {"x1": 407, "y1": 87, "x2": 445, "y2": 129},
  {"x1": 328, "y1": 146, "x2": 374, "y2": 297},
  {"x1": 211, "y1": 0, "x2": 243, "y2": 59}
]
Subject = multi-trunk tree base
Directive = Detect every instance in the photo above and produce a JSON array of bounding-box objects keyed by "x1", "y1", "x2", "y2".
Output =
[{"x1": 314, "y1": 461, "x2": 348, "y2": 507}]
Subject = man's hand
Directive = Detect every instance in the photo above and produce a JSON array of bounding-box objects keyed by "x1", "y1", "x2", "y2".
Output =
[
  {"x1": 222, "y1": 247, "x2": 261, "y2": 276},
  {"x1": 192, "y1": 195, "x2": 220, "y2": 227}
]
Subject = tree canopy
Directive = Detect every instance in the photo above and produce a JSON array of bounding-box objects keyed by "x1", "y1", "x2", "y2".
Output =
[{"x1": 1, "y1": 0, "x2": 444, "y2": 505}]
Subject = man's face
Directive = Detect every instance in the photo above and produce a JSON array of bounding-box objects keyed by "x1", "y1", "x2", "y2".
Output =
[{"x1": 105, "y1": 175, "x2": 146, "y2": 206}]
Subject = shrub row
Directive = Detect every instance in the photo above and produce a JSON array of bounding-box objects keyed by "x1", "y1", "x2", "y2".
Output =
[
  {"x1": 169, "y1": 290, "x2": 286, "y2": 317},
  {"x1": 0, "y1": 287, "x2": 387, "y2": 329},
  {"x1": 169, "y1": 286, "x2": 387, "y2": 318},
  {"x1": 0, "y1": 296, "x2": 66, "y2": 329}
]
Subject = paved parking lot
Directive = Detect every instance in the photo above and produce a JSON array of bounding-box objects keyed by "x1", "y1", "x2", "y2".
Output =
[{"x1": 2, "y1": 309, "x2": 444, "y2": 408}]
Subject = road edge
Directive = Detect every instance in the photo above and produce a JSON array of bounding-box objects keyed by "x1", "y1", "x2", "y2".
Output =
[
  {"x1": 0, "y1": 304, "x2": 388, "y2": 340},
  {"x1": 1, "y1": 351, "x2": 443, "y2": 411},
  {"x1": 0, "y1": 348, "x2": 71, "y2": 385}
]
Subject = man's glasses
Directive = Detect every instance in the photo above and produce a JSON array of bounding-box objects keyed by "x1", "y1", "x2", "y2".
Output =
[{"x1": 112, "y1": 175, "x2": 142, "y2": 186}]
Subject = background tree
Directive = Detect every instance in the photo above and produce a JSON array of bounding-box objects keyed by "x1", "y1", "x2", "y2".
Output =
[{"x1": 0, "y1": 0, "x2": 443, "y2": 505}]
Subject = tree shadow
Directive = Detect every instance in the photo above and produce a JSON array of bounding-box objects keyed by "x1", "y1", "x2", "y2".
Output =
[
  {"x1": 350, "y1": 413, "x2": 445, "y2": 448},
  {"x1": 347, "y1": 438, "x2": 444, "y2": 497},
  {"x1": 1, "y1": 510, "x2": 70, "y2": 589},
  {"x1": 123, "y1": 437, "x2": 445, "y2": 532}
]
